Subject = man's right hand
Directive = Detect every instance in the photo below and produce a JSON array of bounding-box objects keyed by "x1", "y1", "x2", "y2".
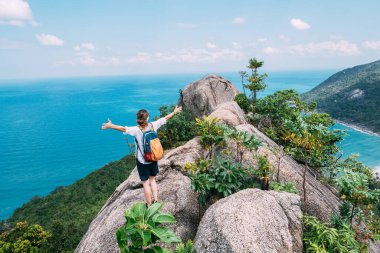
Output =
[{"x1": 101, "y1": 118, "x2": 112, "y2": 130}]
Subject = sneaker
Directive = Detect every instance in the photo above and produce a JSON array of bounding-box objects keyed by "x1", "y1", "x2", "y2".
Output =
[{"x1": 145, "y1": 203, "x2": 149, "y2": 208}]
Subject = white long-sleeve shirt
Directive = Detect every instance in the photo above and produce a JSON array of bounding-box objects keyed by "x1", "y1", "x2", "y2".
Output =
[{"x1": 123, "y1": 117, "x2": 167, "y2": 164}]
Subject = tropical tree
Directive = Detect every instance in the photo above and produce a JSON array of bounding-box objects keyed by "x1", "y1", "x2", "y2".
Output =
[
  {"x1": 244, "y1": 58, "x2": 268, "y2": 113},
  {"x1": 0, "y1": 221, "x2": 51, "y2": 253},
  {"x1": 238, "y1": 71, "x2": 248, "y2": 96}
]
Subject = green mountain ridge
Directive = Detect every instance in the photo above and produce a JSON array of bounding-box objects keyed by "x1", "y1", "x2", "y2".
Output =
[{"x1": 302, "y1": 60, "x2": 380, "y2": 133}]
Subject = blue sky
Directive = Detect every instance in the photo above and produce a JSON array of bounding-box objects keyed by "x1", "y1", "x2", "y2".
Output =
[{"x1": 1, "y1": 0, "x2": 380, "y2": 79}]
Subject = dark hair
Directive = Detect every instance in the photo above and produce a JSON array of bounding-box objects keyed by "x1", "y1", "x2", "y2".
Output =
[{"x1": 136, "y1": 109, "x2": 149, "y2": 128}]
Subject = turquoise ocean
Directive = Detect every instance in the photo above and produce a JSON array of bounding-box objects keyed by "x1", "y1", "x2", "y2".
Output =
[{"x1": 1, "y1": 71, "x2": 380, "y2": 219}]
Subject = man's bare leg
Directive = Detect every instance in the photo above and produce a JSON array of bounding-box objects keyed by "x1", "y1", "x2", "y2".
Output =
[
  {"x1": 149, "y1": 176, "x2": 158, "y2": 202},
  {"x1": 142, "y1": 180, "x2": 152, "y2": 206}
]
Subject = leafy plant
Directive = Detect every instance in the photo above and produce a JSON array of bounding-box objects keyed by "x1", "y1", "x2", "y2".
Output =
[
  {"x1": 223, "y1": 126, "x2": 261, "y2": 162},
  {"x1": 335, "y1": 167, "x2": 380, "y2": 225},
  {"x1": 195, "y1": 116, "x2": 227, "y2": 159},
  {"x1": 270, "y1": 181, "x2": 299, "y2": 194},
  {"x1": 175, "y1": 240, "x2": 195, "y2": 253},
  {"x1": 254, "y1": 155, "x2": 273, "y2": 190},
  {"x1": 185, "y1": 156, "x2": 253, "y2": 205},
  {"x1": 303, "y1": 215, "x2": 360, "y2": 253},
  {"x1": 116, "y1": 202, "x2": 181, "y2": 253},
  {"x1": 234, "y1": 93, "x2": 250, "y2": 113}
]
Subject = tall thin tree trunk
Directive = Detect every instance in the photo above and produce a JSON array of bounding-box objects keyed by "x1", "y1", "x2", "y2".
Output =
[
  {"x1": 350, "y1": 205, "x2": 355, "y2": 225},
  {"x1": 276, "y1": 157, "x2": 281, "y2": 182},
  {"x1": 253, "y1": 90, "x2": 257, "y2": 114},
  {"x1": 241, "y1": 77, "x2": 246, "y2": 96},
  {"x1": 303, "y1": 161, "x2": 308, "y2": 213}
]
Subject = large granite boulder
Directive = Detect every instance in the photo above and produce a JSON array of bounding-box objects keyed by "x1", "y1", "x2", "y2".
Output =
[
  {"x1": 179, "y1": 74, "x2": 240, "y2": 117},
  {"x1": 194, "y1": 189, "x2": 303, "y2": 253},
  {"x1": 209, "y1": 101, "x2": 247, "y2": 127},
  {"x1": 75, "y1": 139, "x2": 205, "y2": 253}
]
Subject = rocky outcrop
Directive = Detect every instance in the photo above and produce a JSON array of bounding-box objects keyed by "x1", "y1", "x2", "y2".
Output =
[
  {"x1": 209, "y1": 101, "x2": 247, "y2": 126},
  {"x1": 179, "y1": 74, "x2": 240, "y2": 117},
  {"x1": 231, "y1": 124, "x2": 341, "y2": 221},
  {"x1": 75, "y1": 140, "x2": 205, "y2": 253},
  {"x1": 77, "y1": 74, "x2": 345, "y2": 252},
  {"x1": 194, "y1": 189, "x2": 303, "y2": 253}
]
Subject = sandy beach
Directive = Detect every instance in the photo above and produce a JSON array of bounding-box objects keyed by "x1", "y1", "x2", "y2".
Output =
[{"x1": 335, "y1": 120, "x2": 380, "y2": 138}]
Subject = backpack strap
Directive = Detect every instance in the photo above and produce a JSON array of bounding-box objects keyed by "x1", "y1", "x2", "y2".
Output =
[{"x1": 134, "y1": 137, "x2": 145, "y2": 161}]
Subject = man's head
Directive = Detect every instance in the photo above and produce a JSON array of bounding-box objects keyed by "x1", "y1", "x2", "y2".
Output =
[{"x1": 137, "y1": 109, "x2": 149, "y2": 127}]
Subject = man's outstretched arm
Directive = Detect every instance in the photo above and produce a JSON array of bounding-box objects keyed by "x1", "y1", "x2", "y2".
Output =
[{"x1": 101, "y1": 118, "x2": 126, "y2": 132}]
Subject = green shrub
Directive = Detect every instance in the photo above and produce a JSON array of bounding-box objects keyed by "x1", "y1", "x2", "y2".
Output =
[
  {"x1": 0, "y1": 221, "x2": 51, "y2": 253},
  {"x1": 223, "y1": 126, "x2": 261, "y2": 162},
  {"x1": 234, "y1": 93, "x2": 251, "y2": 113},
  {"x1": 155, "y1": 104, "x2": 196, "y2": 149},
  {"x1": 196, "y1": 116, "x2": 227, "y2": 159},
  {"x1": 253, "y1": 155, "x2": 273, "y2": 190},
  {"x1": 270, "y1": 182, "x2": 299, "y2": 194},
  {"x1": 184, "y1": 156, "x2": 254, "y2": 205},
  {"x1": 175, "y1": 240, "x2": 195, "y2": 253},
  {"x1": 303, "y1": 215, "x2": 360, "y2": 253},
  {"x1": 116, "y1": 202, "x2": 181, "y2": 253}
]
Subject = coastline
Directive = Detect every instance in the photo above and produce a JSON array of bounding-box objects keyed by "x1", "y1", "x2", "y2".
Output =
[{"x1": 335, "y1": 120, "x2": 380, "y2": 138}]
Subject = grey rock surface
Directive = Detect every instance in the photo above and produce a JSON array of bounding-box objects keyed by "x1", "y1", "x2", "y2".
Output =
[
  {"x1": 194, "y1": 189, "x2": 303, "y2": 253},
  {"x1": 179, "y1": 74, "x2": 240, "y2": 117},
  {"x1": 368, "y1": 241, "x2": 380, "y2": 253},
  {"x1": 209, "y1": 101, "x2": 247, "y2": 127},
  {"x1": 75, "y1": 139, "x2": 204, "y2": 253},
  {"x1": 232, "y1": 124, "x2": 341, "y2": 221}
]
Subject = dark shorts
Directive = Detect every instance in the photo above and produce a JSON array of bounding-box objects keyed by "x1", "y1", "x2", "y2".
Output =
[{"x1": 136, "y1": 159, "x2": 159, "y2": 181}]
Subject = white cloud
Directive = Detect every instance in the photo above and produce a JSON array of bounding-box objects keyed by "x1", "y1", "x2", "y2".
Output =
[
  {"x1": 176, "y1": 22, "x2": 197, "y2": 29},
  {"x1": 264, "y1": 46, "x2": 281, "y2": 54},
  {"x1": 362, "y1": 41, "x2": 380, "y2": 51},
  {"x1": 232, "y1": 42, "x2": 241, "y2": 49},
  {"x1": 62, "y1": 51, "x2": 121, "y2": 66},
  {"x1": 330, "y1": 35, "x2": 345, "y2": 40},
  {"x1": 232, "y1": 17, "x2": 245, "y2": 24},
  {"x1": 75, "y1": 52, "x2": 97, "y2": 66},
  {"x1": 0, "y1": 0, "x2": 36, "y2": 26},
  {"x1": 207, "y1": 42, "x2": 217, "y2": 49},
  {"x1": 290, "y1": 18, "x2": 311, "y2": 30},
  {"x1": 289, "y1": 40, "x2": 359, "y2": 55},
  {"x1": 74, "y1": 42, "x2": 96, "y2": 51},
  {"x1": 127, "y1": 48, "x2": 244, "y2": 64},
  {"x1": 36, "y1": 34, "x2": 64, "y2": 46},
  {"x1": 256, "y1": 37, "x2": 267, "y2": 43},
  {"x1": 279, "y1": 34, "x2": 290, "y2": 41}
]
